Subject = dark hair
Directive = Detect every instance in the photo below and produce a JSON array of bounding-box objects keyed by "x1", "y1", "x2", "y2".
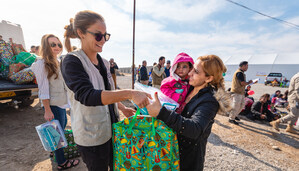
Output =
[
  {"x1": 31, "y1": 45, "x2": 35, "y2": 49},
  {"x1": 159, "y1": 56, "x2": 165, "y2": 62},
  {"x1": 64, "y1": 10, "x2": 105, "y2": 52},
  {"x1": 275, "y1": 90, "x2": 281, "y2": 94},
  {"x1": 239, "y1": 61, "x2": 248, "y2": 67},
  {"x1": 260, "y1": 93, "x2": 270, "y2": 100},
  {"x1": 278, "y1": 94, "x2": 283, "y2": 98},
  {"x1": 167, "y1": 60, "x2": 171, "y2": 64}
]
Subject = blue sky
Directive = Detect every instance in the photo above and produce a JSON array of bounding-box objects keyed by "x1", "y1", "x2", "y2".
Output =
[{"x1": 1, "y1": 0, "x2": 299, "y2": 67}]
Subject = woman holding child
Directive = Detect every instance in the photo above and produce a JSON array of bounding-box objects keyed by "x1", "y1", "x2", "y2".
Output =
[{"x1": 147, "y1": 55, "x2": 231, "y2": 171}]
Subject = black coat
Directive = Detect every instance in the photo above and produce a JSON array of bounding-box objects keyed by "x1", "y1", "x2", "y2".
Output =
[
  {"x1": 157, "y1": 86, "x2": 219, "y2": 171},
  {"x1": 140, "y1": 66, "x2": 149, "y2": 81},
  {"x1": 251, "y1": 101, "x2": 275, "y2": 122}
]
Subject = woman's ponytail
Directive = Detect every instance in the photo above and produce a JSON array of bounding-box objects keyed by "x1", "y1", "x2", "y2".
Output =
[{"x1": 64, "y1": 18, "x2": 77, "y2": 52}]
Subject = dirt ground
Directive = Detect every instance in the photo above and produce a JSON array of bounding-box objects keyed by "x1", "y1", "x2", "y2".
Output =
[{"x1": 0, "y1": 75, "x2": 298, "y2": 171}]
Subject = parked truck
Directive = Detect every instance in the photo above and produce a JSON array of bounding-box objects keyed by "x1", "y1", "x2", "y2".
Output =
[
  {"x1": 264, "y1": 72, "x2": 286, "y2": 85},
  {"x1": 0, "y1": 20, "x2": 38, "y2": 108},
  {"x1": 0, "y1": 80, "x2": 38, "y2": 108}
]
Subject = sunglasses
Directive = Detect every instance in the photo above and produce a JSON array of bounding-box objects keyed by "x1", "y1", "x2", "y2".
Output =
[
  {"x1": 86, "y1": 30, "x2": 111, "y2": 42},
  {"x1": 50, "y1": 42, "x2": 62, "y2": 48}
]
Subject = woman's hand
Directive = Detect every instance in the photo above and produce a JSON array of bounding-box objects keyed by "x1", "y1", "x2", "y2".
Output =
[
  {"x1": 146, "y1": 92, "x2": 162, "y2": 117},
  {"x1": 120, "y1": 107, "x2": 136, "y2": 118},
  {"x1": 44, "y1": 110, "x2": 54, "y2": 121},
  {"x1": 131, "y1": 90, "x2": 152, "y2": 108}
]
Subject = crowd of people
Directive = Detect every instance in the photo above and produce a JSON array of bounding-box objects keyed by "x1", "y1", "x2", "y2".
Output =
[{"x1": 24, "y1": 9, "x2": 298, "y2": 171}]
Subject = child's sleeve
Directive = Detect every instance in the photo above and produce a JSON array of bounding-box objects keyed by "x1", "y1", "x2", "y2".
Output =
[{"x1": 160, "y1": 80, "x2": 181, "y2": 103}]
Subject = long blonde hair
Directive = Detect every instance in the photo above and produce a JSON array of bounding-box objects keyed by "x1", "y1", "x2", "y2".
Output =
[
  {"x1": 40, "y1": 34, "x2": 62, "y2": 79},
  {"x1": 198, "y1": 55, "x2": 227, "y2": 90},
  {"x1": 64, "y1": 10, "x2": 105, "y2": 52}
]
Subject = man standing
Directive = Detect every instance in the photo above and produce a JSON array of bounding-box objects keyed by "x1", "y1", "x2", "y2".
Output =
[
  {"x1": 140, "y1": 60, "x2": 149, "y2": 85},
  {"x1": 270, "y1": 72, "x2": 299, "y2": 134},
  {"x1": 109, "y1": 58, "x2": 119, "y2": 88},
  {"x1": 165, "y1": 60, "x2": 171, "y2": 77},
  {"x1": 229, "y1": 61, "x2": 253, "y2": 125},
  {"x1": 30, "y1": 45, "x2": 36, "y2": 53},
  {"x1": 152, "y1": 56, "x2": 166, "y2": 89}
]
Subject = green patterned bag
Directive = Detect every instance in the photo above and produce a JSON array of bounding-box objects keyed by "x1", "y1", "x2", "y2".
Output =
[
  {"x1": 53, "y1": 129, "x2": 80, "y2": 161},
  {"x1": 113, "y1": 109, "x2": 180, "y2": 171}
]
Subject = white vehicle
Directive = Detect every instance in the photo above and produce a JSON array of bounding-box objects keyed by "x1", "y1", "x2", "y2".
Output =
[{"x1": 264, "y1": 72, "x2": 286, "y2": 85}]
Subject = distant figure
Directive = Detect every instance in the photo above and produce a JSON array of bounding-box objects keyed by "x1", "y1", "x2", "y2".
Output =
[
  {"x1": 0, "y1": 35, "x2": 3, "y2": 41},
  {"x1": 137, "y1": 65, "x2": 141, "y2": 82},
  {"x1": 164, "y1": 60, "x2": 171, "y2": 77},
  {"x1": 140, "y1": 60, "x2": 149, "y2": 85},
  {"x1": 151, "y1": 62, "x2": 157, "y2": 74},
  {"x1": 109, "y1": 58, "x2": 119, "y2": 88},
  {"x1": 251, "y1": 94, "x2": 278, "y2": 122},
  {"x1": 30, "y1": 45, "x2": 36, "y2": 53},
  {"x1": 229, "y1": 61, "x2": 253, "y2": 125},
  {"x1": 271, "y1": 78, "x2": 279, "y2": 87},
  {"x1": 240, "y1": 85, "x2": 254, "y2": 116},
  {"x1": 274, "y1": 94, "x2": 287, "y2": 108},
  {"x1": 133, "y1": 64, "x2": 137, "y2": 83},
  {"x1": 281, "y1": 78, "x2": 288, "y2": 87},
  {"x1": 160, "y1": 52, "x2": 194, "y2": 113},
  {"x1": 270, "y1": 72, "x2": 299, "y2": 134},
  {"x1": 152, "y1": 56, "x2": 166, "y2": 88},
  {"x1": 35, "y1": 46, "x2": 40, "y2": 56},
  {"x1": 270, "y1": 90, "x2": 281, "y2": 101}
]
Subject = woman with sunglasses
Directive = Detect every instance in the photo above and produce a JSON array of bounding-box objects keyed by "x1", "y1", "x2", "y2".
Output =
[
  {"x1": 147, "y1": 55, "x2": 231, "y2": 171},
  {"x1": 61, "y1": 10, "x2": 151, "y2": 171},
  {"x1": 31, "y1": 34, "x2": 80, "y2": 170}
]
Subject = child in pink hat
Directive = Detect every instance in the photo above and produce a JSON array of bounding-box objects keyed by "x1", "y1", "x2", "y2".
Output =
[{"x1": 160, "y1": 52, "x2": 194, "y2": 113}]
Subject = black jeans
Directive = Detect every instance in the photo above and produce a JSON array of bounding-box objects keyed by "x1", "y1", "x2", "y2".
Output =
[{"x1": 77, "y1": 139, "x2": 113, "y2": 171}]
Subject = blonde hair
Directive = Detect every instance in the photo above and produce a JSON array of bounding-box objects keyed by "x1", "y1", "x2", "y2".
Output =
[
  {"x1": 40, "y1": 34, "x2": 62, "y2": 79},
  {"x1": 198, "y1": 55, "x2": 227, "y2": 90},
  {"x1": 64, "y1": 10, "x2": 105, "y2": 52}
]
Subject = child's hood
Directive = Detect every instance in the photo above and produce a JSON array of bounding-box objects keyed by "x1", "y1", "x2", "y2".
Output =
[{"x1": 170, "y1": 52, "x2": 194, "y2": 81}]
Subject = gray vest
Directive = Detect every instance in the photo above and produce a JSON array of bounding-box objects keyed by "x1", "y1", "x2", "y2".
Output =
[
  {"x1": 65, "y1": 50, "x2": 119, "y2": 146},
  {"x1": 49, "y1": 71, "x2": 68, "y2": 106}
]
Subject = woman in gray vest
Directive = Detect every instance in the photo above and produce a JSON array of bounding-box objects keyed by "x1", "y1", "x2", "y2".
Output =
[
  {"x1": 61, "y1": 10, "x2": 151, "y2": 171},
  {"x1": 31, "y1": 34, "x2": 80, "y2": 170}
]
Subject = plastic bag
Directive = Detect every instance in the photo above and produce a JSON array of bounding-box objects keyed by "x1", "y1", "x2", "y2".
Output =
[
  {"x1": 134, "y1": 82, "x2": 179, "y2": 115},
  {"x1": 35, "y1": 120, "x2": 68, "y2": 152}
]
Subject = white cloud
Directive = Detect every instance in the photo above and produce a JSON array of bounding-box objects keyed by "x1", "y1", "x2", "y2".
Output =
[{"x1": 111, "y1": 0, "x2": 225, "y2": 22}]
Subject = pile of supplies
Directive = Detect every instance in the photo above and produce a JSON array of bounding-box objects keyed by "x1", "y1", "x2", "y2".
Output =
[{"x1": 0, "y1": 39, "x2": 36, "y2": 84}]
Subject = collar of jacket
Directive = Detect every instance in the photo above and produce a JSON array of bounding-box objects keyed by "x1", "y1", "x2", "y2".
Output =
[{"x1": 189, "y1": 86, "x2": 213, "y2": 100}]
